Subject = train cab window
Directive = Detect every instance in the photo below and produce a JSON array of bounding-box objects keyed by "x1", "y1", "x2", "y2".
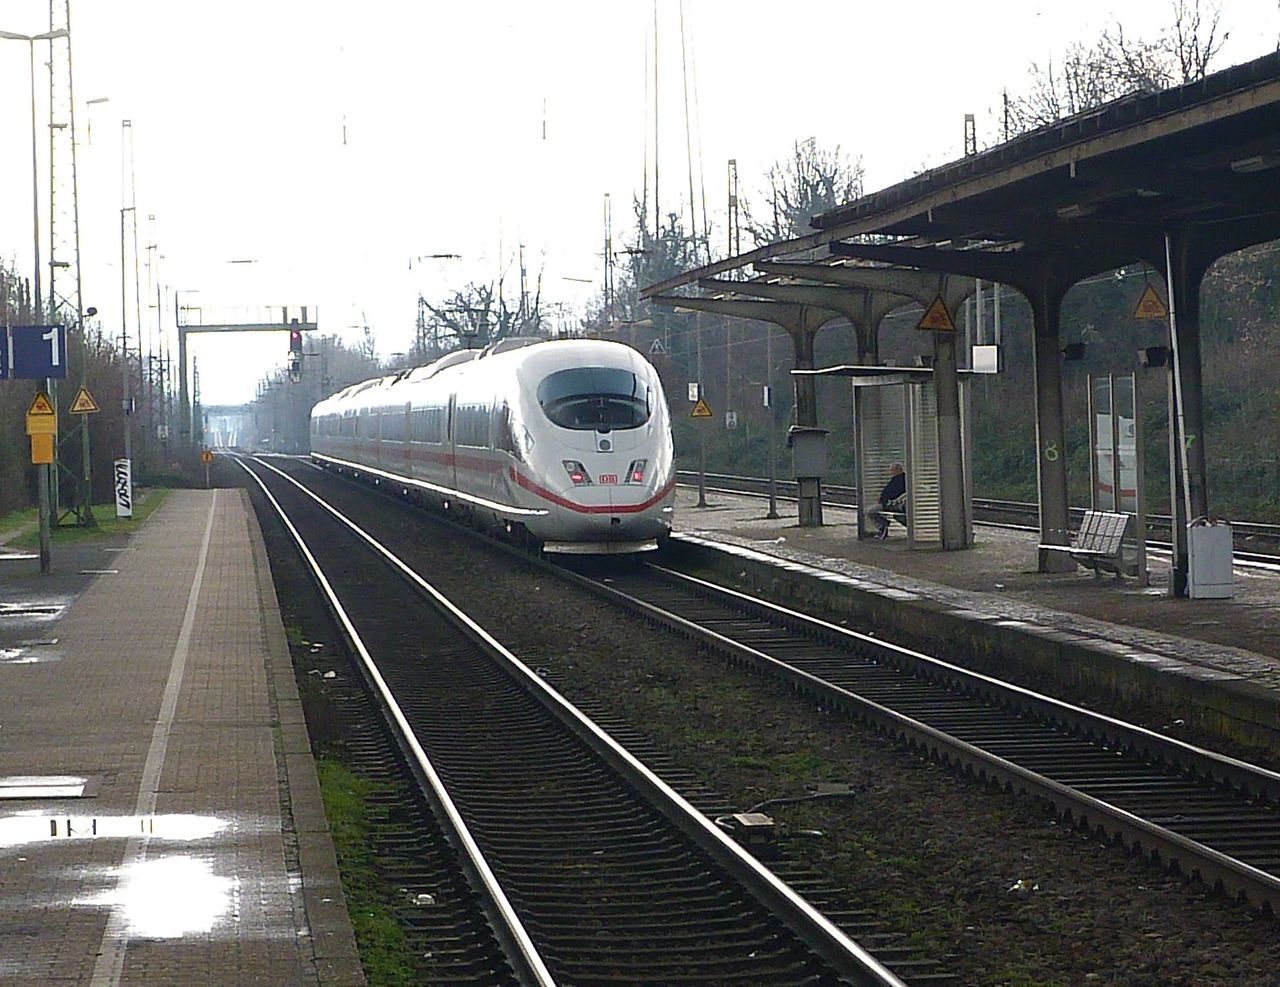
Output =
[{"x1": 536, "y1": 367, "x2": 651, "y2": 431}]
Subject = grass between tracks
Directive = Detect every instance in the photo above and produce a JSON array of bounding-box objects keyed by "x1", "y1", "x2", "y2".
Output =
[{"x1": 316, "y1": 758, "x2": 421, "y2": 986}]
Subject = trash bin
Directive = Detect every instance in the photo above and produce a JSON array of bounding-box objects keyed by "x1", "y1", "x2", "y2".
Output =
[{"x1": 1187, "y1": 518, "x2": 1233, "y2": 599}]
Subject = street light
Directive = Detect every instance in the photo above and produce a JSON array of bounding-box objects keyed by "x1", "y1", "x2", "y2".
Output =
[
  {"x1": 0, "y1": 27, "x2": 68, "y2": 320},
  {"x1": 1, "y1": 27, "x2": 69, "y2": 574}
]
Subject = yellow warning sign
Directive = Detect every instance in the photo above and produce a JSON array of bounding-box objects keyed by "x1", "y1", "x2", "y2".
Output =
[
  {"x1": 1133, "y1": 284, "x2": 1168, "y2": 319},
  {"x1": 690, "y1": 398, "x2": 714, "y2": 419},
  {"x1": 30, "y1": 433, "x2": 54, "y2": 464},
  {"x1": 69, "y1": 386, "x2": 100, "y2": 414},
  {"x1": 917, "y1": 296, "x2": 956, "y2": 332},
  {"x1": 26, "y1": 391, "x2": 57, "y2": 436}
]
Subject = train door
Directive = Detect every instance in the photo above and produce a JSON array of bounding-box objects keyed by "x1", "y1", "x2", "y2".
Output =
[
  {"x1": 402, "y1": 401, "x2": 412, "y2": 471},
  {"x1": 447, "y1": 393, "x2": 458, "y2": 495}
]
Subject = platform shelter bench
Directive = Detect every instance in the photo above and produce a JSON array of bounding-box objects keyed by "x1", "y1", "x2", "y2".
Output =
[{"x1": 1039, "y1": 509, "x2": 1133, "y2": 578}]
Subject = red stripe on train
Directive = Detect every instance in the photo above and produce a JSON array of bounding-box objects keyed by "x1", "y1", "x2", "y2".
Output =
[{"x1": 510, "y1": 468, "x2": 676, "y2": 514}]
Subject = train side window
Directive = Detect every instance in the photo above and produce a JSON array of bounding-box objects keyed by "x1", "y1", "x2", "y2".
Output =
[
  {"x1": 456, "y1": 404, "x2": 490, "y2": 448},
  {"x1": 413, "y1": 405, "x2": 445, "y2": 443},
  {"x1": 494, "y1": 402, "x2": 520, "y2": 460}
]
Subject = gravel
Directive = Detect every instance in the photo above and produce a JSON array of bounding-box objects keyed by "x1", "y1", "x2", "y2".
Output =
[{"x1": 252, "y1": 469, "x2": 1280, "y2": 987}]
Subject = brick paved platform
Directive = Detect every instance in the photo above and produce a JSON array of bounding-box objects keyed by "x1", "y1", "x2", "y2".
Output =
[
  {"x1": 0, "y1": 490, "x2": 363, "y2": 986},
  {"x1": 671, "y1": 487, "x2": 1280, "y2": 755}
]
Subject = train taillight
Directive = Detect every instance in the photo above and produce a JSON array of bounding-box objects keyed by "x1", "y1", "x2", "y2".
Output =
[
  {"x1": 562, "y1": 460, "x2": 592, "y2": 486},
  {"x1": 626, "y1": 459, "x2": 647, "y2": 484}
]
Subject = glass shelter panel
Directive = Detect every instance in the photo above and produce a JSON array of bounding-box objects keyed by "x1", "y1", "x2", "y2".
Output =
[
  {"x1": 907, "y1": 383, "x2": 942, "y2": 544},
  {"x1": 854, "y1": 384, "x2": 906, "y2": 537}
]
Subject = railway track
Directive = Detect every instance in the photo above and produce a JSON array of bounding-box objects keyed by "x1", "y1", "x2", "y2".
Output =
[
  {"x1": 237, "y1": 455, "x2": 923, "y2": 986},
  {"x1": 559, "y1": 558, "x2": 1280, "y2": 914},
  {"x1": 678, "y1": 470, "x2": 1280, "y2": 565}
]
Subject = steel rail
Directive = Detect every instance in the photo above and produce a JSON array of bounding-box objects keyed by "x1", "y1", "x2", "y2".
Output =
[
  {"x1": 235, "y1": 455, "x2": 556, "y2": 987},
  {"x1": 553, "y1": 559, "x2": 1280, "y2": 913},
  {"x1": 243, "y1": 455, "x2": 909, "y2": 987}
]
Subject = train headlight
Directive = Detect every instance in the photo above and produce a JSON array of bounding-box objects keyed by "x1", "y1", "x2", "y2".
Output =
[
  {"x1": 563, "y1": 460, "x2": 592, "y2": 486},
  {"x1": 626, "y1": 459, "x2": 647, "y2": 484}
]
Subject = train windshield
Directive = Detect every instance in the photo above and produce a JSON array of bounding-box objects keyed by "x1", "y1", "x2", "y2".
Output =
[{"x1": 536, "y1": 367, "x2": 651, "y2": 431}]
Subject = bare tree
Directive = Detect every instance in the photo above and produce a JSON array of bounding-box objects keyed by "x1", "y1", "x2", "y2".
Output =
[
  {"x1": 1002, "y1": 0, "x2": 1227, "y2": 137},
  {"x1": 1168, "y1": 0, "x2": 1227, "y2": 81},
  {"x1": 743, "y1": 139, "x2": 864, "y2": 246},
  {"x1": 420, "y1": 267, "x2": 547, "y2": 353}
]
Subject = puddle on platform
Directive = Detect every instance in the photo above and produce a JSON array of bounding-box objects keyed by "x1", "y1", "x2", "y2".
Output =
[
  {"x1": 0, "y1": 603, "x2": 62, "y2": 617},
  {"x1": 0, "y1": 812, "x2": 226, "y2": 847},
  {"x1": 0, "y1": 639, "x2": 61, "y2": 664},
  {"x1": 0, "y1": 775, "x2": 91, "y2": 799},
  {"x1": 83, "y1": 854, "x2": 238, "y2": 938}
]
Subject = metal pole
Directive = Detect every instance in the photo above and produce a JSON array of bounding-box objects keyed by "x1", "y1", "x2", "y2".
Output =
[
  {"x1": 1164, "y1": 234, "x2": 1193, "y2": 526},
  {"x1": 120, "y1": 207, "x2": 131, "y2": 467},
  {"x1": 37, "y1": 446, "x2": 51, "y2": 574},
  {"x1": 29, "y1": 39, "x2": 51, "y2": 572},
  {"x1": 765, "y1": 322, "x2": 779, "y2": 518},
  {"x1": 696, "y1": 311, "x2": 706, "y2": 507},
  {"x1": 1110, "y1": 373, "x2": 1122, "y2": 514},
  {"x1": 79, "y1": 313, "x2": 94, "y2": 526},
  {"x1": 29, "y1": 40, "x2": 41, "y2": 323}
]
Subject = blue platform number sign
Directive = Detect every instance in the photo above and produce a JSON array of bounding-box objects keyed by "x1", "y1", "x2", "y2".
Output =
[{"x1": 8, "y1": 325, "x2": 68, "y2": 379}]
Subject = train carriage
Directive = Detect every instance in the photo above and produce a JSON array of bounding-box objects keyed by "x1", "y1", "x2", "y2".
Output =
[{"x1": 310, "y1": 337, "x2": 675, "y2": 553}]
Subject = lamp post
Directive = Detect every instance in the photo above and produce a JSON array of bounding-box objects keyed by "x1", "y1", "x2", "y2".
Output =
[
  {"x1": 1, "y1": 27, "x2": 69, "y2": 574},
  {"x1": 79, "y1": 306, "x2": 98, "y2": 526}
]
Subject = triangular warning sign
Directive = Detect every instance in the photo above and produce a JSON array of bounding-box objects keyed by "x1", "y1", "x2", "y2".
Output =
[
  {"x1": 69, "y1": 386, "x2": 100, "y2": 414},
  {"x1": 1133, "y1": 284, "x2": 1168, "y2": 319},
  {"x1": 690, "y1": 398, "x2": 713, "y2": 418},
  {"x1": 917, "y1": 296, "x2": 956, "y2": 332},
  {"x1": 27, "y1": 391, "x2": 55, "y2": 416}
]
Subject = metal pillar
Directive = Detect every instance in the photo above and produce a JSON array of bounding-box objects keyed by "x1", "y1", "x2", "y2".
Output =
[
  {"x1": 932, "y1": 327, "x2": 968, "y2": 549},
  {"x1": 1163, "y1": 232, "x2": 1211, "y2": 595},
  {"x1": 790, "y1": 309, "x2": 822, "y2": 527},
  {"x1": 1029, "y1": 283, "x2": 1073, "y2": 572}
]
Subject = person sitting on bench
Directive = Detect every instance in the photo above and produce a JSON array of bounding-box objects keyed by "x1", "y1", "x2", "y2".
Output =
[{"x1": 867, "y1": 462, "x2": 906, "y2": 539}]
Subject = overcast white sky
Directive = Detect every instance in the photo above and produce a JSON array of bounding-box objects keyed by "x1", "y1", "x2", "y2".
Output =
[{"x1": 1, "y1": 1, "x2": 1277, "y2": 403}]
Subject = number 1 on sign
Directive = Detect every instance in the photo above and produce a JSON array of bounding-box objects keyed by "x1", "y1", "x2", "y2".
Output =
[{"x1": 41, "y1": 326, "x2": 60, "y2": 368}]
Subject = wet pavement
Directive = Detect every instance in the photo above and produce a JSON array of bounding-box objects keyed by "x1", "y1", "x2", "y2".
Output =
[{"x1": 0, "y1": 492, "x2": 362, "y2": 986}]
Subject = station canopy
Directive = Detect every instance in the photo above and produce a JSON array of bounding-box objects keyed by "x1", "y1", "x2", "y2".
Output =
[{"x1": 642, "y1": 50, "x2": 1280, "y2": 300}]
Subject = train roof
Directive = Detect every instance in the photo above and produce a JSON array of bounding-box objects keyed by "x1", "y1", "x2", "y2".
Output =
[{"x1": 312, "y1": 336, "x2": 653, "y2": 416}]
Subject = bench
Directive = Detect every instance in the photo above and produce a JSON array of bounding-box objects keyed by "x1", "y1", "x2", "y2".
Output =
[
  {"x1": 883, "y1": 493, "x2": 908, "y2": 532},
  {"x1": 1039, "y1": 510, "x2": 1133, "y2": 578}
]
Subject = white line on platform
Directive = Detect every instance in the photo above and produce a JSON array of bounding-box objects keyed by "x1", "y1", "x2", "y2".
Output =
[{"x1": 90, "y1": 492, "x2": 218, "y2": 987}]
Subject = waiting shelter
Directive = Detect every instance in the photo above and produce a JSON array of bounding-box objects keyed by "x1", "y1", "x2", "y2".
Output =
[{"x1": 795, "y1": 365, "x2": 974, "y2": 548}]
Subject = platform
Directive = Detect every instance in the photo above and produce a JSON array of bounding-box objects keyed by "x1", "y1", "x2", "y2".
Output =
[
  {"x1": 0, "y1": 490, "x2": 363, "y2": 985},
  {"x1": 671, "y1": 487, "x2": 1280, "y2": 755}
]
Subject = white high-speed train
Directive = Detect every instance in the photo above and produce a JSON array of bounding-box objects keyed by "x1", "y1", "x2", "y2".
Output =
[{"x1": 310, "y1": 337, "x2": 675, "y2": 553}]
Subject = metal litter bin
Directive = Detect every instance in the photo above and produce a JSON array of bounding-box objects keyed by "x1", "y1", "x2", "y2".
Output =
[{"x1": 1187, "y1": 519, "x2": 1233, "y2": 599}]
